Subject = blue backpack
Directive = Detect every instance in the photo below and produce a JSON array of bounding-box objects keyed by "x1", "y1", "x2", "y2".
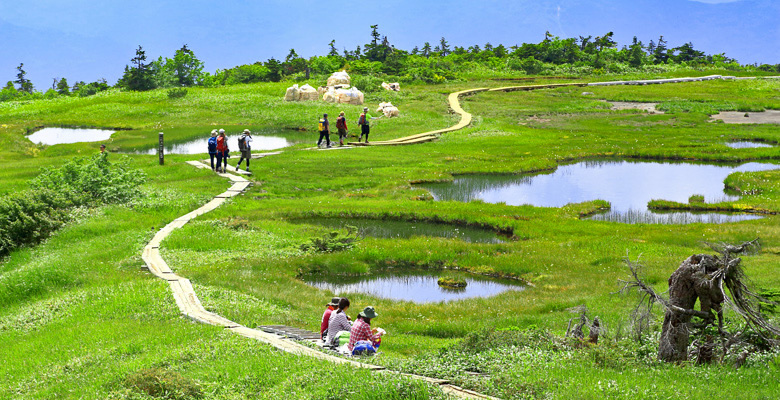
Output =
[{"x1": 207, "y1": 136, "x2": 217, "y2": 153}]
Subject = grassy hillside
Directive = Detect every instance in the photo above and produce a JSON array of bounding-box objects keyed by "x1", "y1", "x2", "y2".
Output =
[{"x1": 1, "y1": 72, "x2": 779, "y2": 399}]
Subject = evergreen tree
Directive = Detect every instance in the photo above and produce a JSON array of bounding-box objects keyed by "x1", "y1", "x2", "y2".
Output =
[
  {"x1": 411, "y1": 46, "x2": 420, "y2": 55},
  {"x1": 421, "y1": 42, "x2": 432, "y2": 58},
  {"x1": 653, "y1": 36, "x2": 669, "y2": 64},
  {"x1": 265, "y1": 58, "x2": 281, "y2": 82},
  {"x1": 56, "y1": 77, "x2": 70, "y2": 95},
  {"x1": 439, "y1": 37, "x2": 450, "y2": 56},
  {"x1": 628, "y1": 36, "x2": 644, "y2": 68},
  {"x1": 119, "y1": 46, "x2": 154, "y2": 91},
  {"x1": 171, "y1": 44, "x2": 204, "y2": 86},
  {"x1": 493, "y1": 44, "x2": 507, "y2": 58},
  {"x1": 328, "y1": 40, "x2": 339, "y2": 56},
  {"x1": 14, "y1": 63, "x2": 33, "y2": 93}
]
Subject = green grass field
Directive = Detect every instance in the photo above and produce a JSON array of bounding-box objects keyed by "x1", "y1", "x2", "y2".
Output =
[{"x1": 2, "y1": 72, "x2": 779, "y2": 399}]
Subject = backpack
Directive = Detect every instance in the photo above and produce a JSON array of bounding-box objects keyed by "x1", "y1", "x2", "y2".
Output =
[
  {"x1": 351, "y1": 340, "x2": 376, "y2": 356},
  {"x1": 238, "y1": 135, "x2": 247, "y2": 150},
  {"x1": 318, "y1": 119, "x2": 327, "y2": 132},
  {"x1": 207, "y1": 136, "x2": 217, "y2": 153},
  {"x1": 358, "y1": 113, "x2": 366, "y2": 126}
]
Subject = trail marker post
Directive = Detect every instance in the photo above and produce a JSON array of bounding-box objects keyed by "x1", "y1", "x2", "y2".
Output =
[{"x1": 158, "y1": 132, "x2": 164, "y2": 165}]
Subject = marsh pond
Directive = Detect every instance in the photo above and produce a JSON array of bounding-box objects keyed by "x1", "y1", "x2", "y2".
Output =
[{"x1": 417, "y1": 160, "x2": 777, "y2": 224}]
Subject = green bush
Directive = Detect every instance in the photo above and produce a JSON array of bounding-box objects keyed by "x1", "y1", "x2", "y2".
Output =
[
  {"x1": 31, "y1": 153, "x2": 146, "y2": 205},
  {"x1": 124, "y1": 368, "x2": 202, "y2": 399},
  {"x1": 351, "y1": 75, "x2": 385, "y2": 93},
  {"x1": 167, "y1": 87, "x2": 188, "y2": 99},
  {"x1": 0, "y1": 154, "x2": 145, "y2": 256}
]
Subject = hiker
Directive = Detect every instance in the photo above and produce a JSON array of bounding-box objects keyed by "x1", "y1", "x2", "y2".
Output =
[
  {"x1": 358, "y1": 107, "x2": 370, "y2": 143},
  {"x1": 99, "y1": 144, "x2": 106, "y2": 153},
  {"x1": 207, "y1": 130, "x2": 218, "y2": 170},
  {"x1": 348, "y1": 306, "x2": 384, "y2": 353},
  {"x1": 317, "y1": 113, "x2": 331, "y2": 148},
  {"x1": 326, "y1": 297, "x2": 352, "y2": 346},
  {"x1": 215, "y1": 129, "x2": 229, "y2": 173},
  {"x1": 236, "y1": 129, "x2": 253, "y2": 171},
  {"x1": 336, "y1": 111, "x2": 348, "y2": 146},
  {"x1": 320, "y1": 297, "x2": 340, "y2": 340}
]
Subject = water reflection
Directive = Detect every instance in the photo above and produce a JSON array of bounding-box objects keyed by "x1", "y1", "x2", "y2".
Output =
[
  {"x1": 27, "y1": 127, "x2": 115, "y2": 145},
  {"x1": 141, "y1": 135, "x2": 293, "y2": 154},
  {"x1": 726, "y1": 141, "x2": 774, "y2": 149},
  {"x1": 417, "y1": 160, "x2": 778, "y2": 224},
  {"x1": 291, "y1": 218, "x2": 504, "y2": 243},
  {"x1": 305, "y1": 272, "x2": 525, "y2": 303}
]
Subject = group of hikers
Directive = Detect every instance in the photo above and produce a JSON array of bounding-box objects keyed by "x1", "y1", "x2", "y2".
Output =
[
  {"x1": 207, "y1": 128, "x2": 253, "y2": 172},
  {"x1": 318, "y1": 107, "x2": 372, "y2": 148},
  {"x1": 320, "y1": 297, "x2": 385, "y2": 355}
]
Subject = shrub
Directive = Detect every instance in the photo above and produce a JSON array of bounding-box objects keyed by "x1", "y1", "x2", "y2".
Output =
[
  {"x1": 167, "y1": 87, "x2": 188, "y2": 99},
  {"x1": 124, "y1": 368, "x2": 202, "y2": 399},
  {"x1": 0, "y1": 154, "x2": 145, "y2": 256},
  {"x1": 31, "y1": 153, "x2": 146, "y2": 205},
  {"x1": 351, "y1": 75, "x2": 385, "y2": 93},
  {"x1": 300, "y1": 226, "x2": 358, "y2": 253}
]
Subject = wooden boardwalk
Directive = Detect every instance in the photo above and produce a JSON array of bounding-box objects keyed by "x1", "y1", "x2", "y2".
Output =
[{"x1": 145, "y1": 159, "x2": 501, "y2": 400}]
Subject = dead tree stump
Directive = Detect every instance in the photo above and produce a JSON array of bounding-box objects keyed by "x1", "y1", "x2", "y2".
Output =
[{"x1": 658, "y1": 254, "x2": 724, "y2": 362}]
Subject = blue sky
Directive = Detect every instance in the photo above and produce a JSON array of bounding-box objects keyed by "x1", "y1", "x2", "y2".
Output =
[{"x1": 1, "y1": 0, "x2": 777, "y2": 89}]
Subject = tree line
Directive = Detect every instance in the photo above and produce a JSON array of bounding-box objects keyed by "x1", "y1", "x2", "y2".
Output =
[{"x1": 3, "y1": 26, "x2": 779, "y2": 101}]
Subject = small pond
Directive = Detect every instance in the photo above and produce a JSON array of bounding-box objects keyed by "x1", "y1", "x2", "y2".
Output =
[
  {"x1": 417, "y1": 160, "x2": 778, "y2": 224},
  {"x1": 26, "y1": 127, "x2": 115, "y2": 145},
  {"x1": 290, "y1": 217, "x2": 505, "y2": 244},
  {"x1": 304, "y1": 271, "x2": 525, "y2": 303},
  {"x1": 726, "y1": 141, "x2": 775, "y2": 149},
  {"x1": 140, "y1": 135, "x2": 297, "y2": 155}
]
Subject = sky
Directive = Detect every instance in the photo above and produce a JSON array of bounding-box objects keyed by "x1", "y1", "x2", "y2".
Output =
[{"x1": 1, "y1": 0, "x2": 778, "y2": 90}]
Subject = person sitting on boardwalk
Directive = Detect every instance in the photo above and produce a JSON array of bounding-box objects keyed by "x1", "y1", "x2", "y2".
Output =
[
  {"x1": 236, "y1": 129, "x2": 253, "y2": 171},
  {"x1": 336, "y1": 111, "x2": 348, "y2": 146},
  {"x1": 357, "y1": 107, "x2": 370, "y2": 143},
  {"x1": 320, "y1": 297, "x2": 340, "y2": 340},
  {"x1": 348, "y1": 306, "x2": 384, "y2": 354},
  {"x1": 317, "y1": 113, "x2": 331, "y2": 148},
  {"x1": 207, "y1": 129, "x2": 218, "y2": 171},
  {"x1": 215, "y1": 129, "x2": 229, "y2": 173},
  {"x1": 326, "y1": 297, "x2": 352, "y2": 346}
]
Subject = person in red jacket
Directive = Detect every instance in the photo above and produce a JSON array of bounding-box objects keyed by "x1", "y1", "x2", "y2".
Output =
[
  {"x1": 336, "y1": 111, "x2": 348, "y2": 146},
  {"x1": 320, "y1": 297, "x2": 340, "y2": 340},
  {"x1": 215, "y1": 129, "x2": 229, "y2": 172}
]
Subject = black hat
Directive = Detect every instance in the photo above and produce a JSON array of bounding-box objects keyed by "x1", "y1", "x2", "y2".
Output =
[{"x1": 327, "y1": 297, "x2": 340, "y2": 307}]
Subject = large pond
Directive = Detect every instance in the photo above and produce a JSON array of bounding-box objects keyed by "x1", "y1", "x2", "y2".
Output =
[
  {"x1": 304, "y1": 271, "x2": 525, "y2": 303},
  {"x1": 417, "y1": 160, "x2": 777, "y2": 224},
  {"x1": 140, "y1": 135, "x2": 298, "y2": 155},
  {"x1": 26, "y1": 127, "x2": 115, "y2": 145},
  {"x1": 290, "y1": 217, "x2": 505, "y2": 244}
]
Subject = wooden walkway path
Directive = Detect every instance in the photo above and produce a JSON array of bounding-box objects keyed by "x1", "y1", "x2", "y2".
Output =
[
  {"x1": 143, "y1": 159, "x2": 500, "y2": 400},
  {"x1": 348, "y1": 74, "x2": 754, "y2": 147}
]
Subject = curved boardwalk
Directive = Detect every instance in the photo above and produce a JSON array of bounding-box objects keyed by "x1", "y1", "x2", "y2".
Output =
[
  {"x1": 142, "y1": 160, "x2": 499, "y2": 400},
  {"x1": 350, "y1": 74, "x2": 749, "y2": 146}
]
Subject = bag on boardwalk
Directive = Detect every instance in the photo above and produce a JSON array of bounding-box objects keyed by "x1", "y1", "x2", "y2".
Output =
[{"x1": 352, "y1": 340, "x2": 376, "y2": 355}]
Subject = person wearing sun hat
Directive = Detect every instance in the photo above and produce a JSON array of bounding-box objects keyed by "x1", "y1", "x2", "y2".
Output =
[
  {"x1": 348, "y1": 306, "x2": 385, "y2": 353},
  {"x1": 236, "y1": 128, "x2": 253, "y2": 171},
  {"x1": 320, "y1": 297, "x2": 340, "y2": 340},
  {"x1": 357, "y1": 107, "x2": 371, "y2": 143},
  {"x1": 207, "y1": 129, "x2": 218, "y2": 171}
]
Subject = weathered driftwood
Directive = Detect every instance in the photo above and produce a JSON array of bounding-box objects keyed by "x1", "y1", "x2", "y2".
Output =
[{"x1": 620, "y1": 239, "x2": 780, "y2": 363}]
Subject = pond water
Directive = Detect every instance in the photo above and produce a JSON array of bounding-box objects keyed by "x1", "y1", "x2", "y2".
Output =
[
  {"x1": 290, "y1": 217, "x2": 505, "y2": 243},
  {"x1": 417, "y1": 160, "x2": 778, "y2": 224},
  {"x1": 726, "y1": 141, "x2": 775, "y2": 149},
  {"x1": 26, "y1": 127, "x2": 115, "y2": 145},
  {"x1": 141, "y1": 135, "x2": 296, "y2": 155},
  {"x1": 304, "y1": 272, "x2": 525, "y2": 303}
]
